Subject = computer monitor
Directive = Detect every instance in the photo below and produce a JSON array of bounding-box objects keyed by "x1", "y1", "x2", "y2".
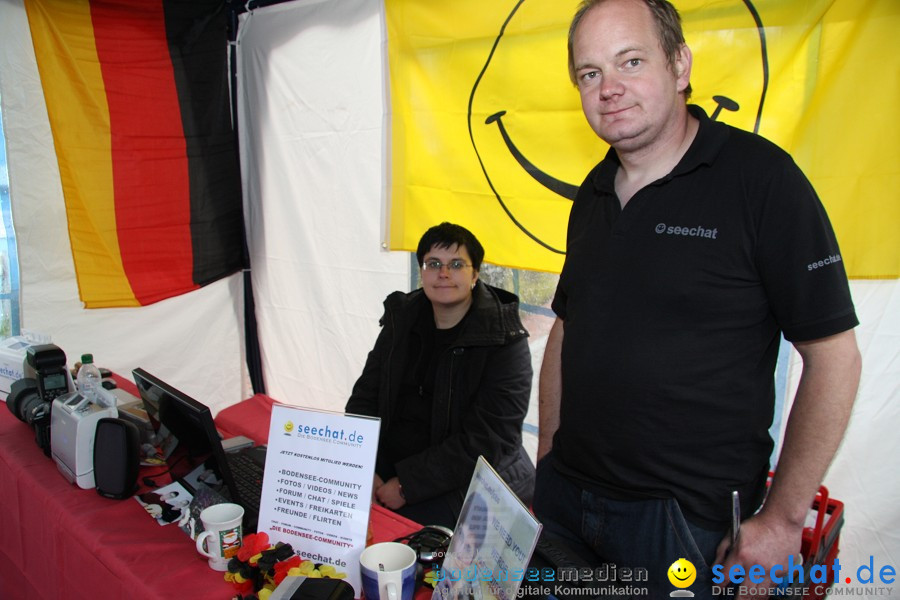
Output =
[{"x1": 132, "y1": 368, "x2": 234, "y2": 496}]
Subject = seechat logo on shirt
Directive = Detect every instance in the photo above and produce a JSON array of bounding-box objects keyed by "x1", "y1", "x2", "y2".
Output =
[
  {"x1": 807, "y1": 253, "x2": 843, "y2": 271},
  {"x1": 655, "y1": 223, "x2": 719, "y2": 239}
]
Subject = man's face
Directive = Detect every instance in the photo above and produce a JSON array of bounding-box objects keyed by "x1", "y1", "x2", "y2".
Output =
[{"x1": 571, "y1": 0, "x2": 691, "y2": 154}]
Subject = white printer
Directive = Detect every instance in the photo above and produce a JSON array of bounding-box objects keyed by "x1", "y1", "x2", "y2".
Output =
[{"x1": 50, "y1": 387, "x2": 117, "y2": 489}]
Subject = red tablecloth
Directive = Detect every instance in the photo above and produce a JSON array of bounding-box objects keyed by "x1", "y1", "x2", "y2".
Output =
[
  {"x1": 0, "y1": 389, "x2": 421, "y2": 600},
  {"x1": 215, "y1": 392, "x2": 276, "y2": 443}
]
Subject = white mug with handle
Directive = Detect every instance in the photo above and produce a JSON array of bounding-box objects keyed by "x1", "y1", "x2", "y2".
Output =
[
  {"x1": 194, "y1": 502, "x2": 244, "y2": 571},
  {"x1": 360, "y1": 542, "x2": 418, "y2": 600}
]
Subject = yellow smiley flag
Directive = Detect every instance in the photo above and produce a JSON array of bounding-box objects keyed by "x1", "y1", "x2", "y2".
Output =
[{"x1": 385, "y1": 0, "x2": 899, "y2": 279}]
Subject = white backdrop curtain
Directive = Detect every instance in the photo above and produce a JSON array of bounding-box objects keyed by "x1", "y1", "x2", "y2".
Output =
[{"x1": 235, "y1": 0, "x2": 408, "y2": 411}]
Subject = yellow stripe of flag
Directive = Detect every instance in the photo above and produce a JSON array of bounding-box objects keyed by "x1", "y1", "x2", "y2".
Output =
[{"x1": 26, "y1": 0, "x2": 137, "y2": 305}]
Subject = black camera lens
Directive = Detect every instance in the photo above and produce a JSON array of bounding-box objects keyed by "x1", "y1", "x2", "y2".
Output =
[
  {"x1": 22, "y1": 395, "x2": 51, "y2": 425},
  {"x1": 6, "y1": 377, "x2": 54, "y2": 456},
  {"x1": 7, "y1": 378, "x2": 40, "y2": 423}
]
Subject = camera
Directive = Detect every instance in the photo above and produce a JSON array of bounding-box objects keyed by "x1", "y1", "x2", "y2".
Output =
[{"x1": 6, "y1": 344, "x2": 71, "y2": 456}]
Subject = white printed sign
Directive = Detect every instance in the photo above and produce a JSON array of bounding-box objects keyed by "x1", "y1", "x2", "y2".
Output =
[{"x1": 258, "y1": 403, "x2": 380, "y2": 596}]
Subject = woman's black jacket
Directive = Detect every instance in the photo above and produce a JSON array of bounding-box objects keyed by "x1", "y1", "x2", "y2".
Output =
[{"x1": 346, "y1": 281, "x2": 535, "y2": 508}]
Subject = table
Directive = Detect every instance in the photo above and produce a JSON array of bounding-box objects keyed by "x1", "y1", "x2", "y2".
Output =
[{"x1": 0, "y1": 386, "x2": 421, "y2": 600}]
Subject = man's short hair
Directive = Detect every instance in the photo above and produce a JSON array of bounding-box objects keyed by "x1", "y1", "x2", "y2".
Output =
[
  {"x1": 567, "y1": 0, "x2": 692, "y2": 99},
  {"x1": 416, "y1": 222, "x2": 485, "y2": 271}
]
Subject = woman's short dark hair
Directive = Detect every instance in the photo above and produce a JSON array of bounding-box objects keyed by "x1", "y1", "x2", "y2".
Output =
[
  {"x1": 567, "y1": 0, "x2": 692, "y2": 100},
  {"x1": 416, "y1": 222, "x2": 485, "y2": 271}
]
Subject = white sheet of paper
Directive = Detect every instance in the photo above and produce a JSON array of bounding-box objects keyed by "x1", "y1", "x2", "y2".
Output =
[{"x1": 258, "y1": 403, "x2": 380, "y2": 595}]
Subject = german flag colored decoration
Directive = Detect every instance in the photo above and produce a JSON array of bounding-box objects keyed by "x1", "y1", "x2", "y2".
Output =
[{"x1": 25, "y1": 0, "x2": 244, "y2": 307}]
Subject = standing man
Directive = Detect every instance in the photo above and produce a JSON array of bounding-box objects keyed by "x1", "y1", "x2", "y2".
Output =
[{"x1": 535, "y1": 1, "x2": 861, "y2": 598}]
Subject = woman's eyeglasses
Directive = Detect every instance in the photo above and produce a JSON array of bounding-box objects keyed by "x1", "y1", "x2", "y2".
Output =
[{"x1": 422, "y1": 259, "x2": 472, "y2": 272}]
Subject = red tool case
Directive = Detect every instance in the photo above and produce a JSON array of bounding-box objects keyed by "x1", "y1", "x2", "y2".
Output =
[{"x1": 785, "y1": 484, "x2": 845, "y2": 599}]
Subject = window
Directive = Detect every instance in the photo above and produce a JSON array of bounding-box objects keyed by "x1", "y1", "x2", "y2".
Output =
[
  {"x1": 476, "y1": 264, "x2": 557, "y2": 460},
  {"x1": 0, "y1": 93, "x2": 22, "y2": 338}
]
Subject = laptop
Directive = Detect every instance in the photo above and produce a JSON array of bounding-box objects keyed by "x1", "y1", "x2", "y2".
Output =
[{"x1": 131, "y1": 368, "x2": 267, "y2": 531}]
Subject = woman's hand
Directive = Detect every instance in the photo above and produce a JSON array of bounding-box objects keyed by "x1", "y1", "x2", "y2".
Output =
[
  {"x1": 372, "y1": 473, "x2": 385, "y2": 505},
  {"x1": 374, "y1": 477, "x2": 407, "y2": 510}
]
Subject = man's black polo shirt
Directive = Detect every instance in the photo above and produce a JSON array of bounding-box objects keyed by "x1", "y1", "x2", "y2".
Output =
[{"x1": 551, "y1": 106, "x2": 858, "y2": 529}]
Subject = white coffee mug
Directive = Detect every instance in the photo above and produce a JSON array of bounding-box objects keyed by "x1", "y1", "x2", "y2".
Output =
[
  {"x1": 195, "y1": 502, "x2": 244, "y2": 571},
  {"x1": 360, "y1": 542, "x2": 418, "y2": 600}
]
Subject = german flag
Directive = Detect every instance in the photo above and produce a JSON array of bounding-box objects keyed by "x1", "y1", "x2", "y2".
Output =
[{"x1": 25, "y1": 0, "x2": 244, "y2": 307}]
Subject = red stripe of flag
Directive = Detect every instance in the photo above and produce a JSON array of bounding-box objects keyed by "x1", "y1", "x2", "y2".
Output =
[{"x1": 90, "y1": 0, "x2": 195, "y2": 304}]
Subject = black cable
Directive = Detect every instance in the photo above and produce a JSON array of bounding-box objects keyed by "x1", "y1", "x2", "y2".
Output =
[
  {"x1": 140, "y1": 453, "x2": 192, "y2": 488},
  {"x1": 395, "y1": 526, "x2": 453, "y2": 564}
]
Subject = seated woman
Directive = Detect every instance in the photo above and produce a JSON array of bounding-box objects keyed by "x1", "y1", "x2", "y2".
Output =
[{"x1": 346, "y1": 222, "x2": 534, "y2": 528}]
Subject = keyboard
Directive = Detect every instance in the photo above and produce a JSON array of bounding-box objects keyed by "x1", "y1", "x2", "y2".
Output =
[{"x1": 226, "y1": 448, "x2": 265, "y2": 513}]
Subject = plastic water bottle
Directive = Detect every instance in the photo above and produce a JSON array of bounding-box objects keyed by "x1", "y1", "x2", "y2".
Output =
[{"x1": 76, "y1": 353, "x2": 102, "y2": 402}]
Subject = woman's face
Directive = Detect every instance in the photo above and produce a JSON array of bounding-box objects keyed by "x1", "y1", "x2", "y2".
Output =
[{"x1": 421, "y1": 244, "x2": 478, "y2": 311}]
